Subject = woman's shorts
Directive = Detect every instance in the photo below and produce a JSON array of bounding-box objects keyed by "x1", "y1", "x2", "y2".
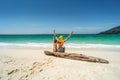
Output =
[{"x1": 57, "y1": 47, "x2": 65, "y2": 52}]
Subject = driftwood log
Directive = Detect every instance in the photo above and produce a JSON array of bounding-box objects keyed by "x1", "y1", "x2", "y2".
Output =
[{"x1": 44, "y1": 51, "x2": 109, "y2": 64}]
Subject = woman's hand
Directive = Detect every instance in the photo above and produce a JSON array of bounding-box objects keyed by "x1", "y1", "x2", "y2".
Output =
[
  {"x1": 70, "y1": 31, "x2": 73, "y2": 34},
  {"x1": 53, "y1": 29, "x2": 55, "y2": 33}
]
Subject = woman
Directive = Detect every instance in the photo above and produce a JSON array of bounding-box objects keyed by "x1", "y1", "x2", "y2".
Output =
[{"x1": 53, "y1": 29, "x2": 73, "y2": 52}]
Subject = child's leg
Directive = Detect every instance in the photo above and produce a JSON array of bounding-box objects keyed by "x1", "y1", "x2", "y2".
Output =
[{"x1": 53, "y1": 42, "x2": 57, "y2": 52}]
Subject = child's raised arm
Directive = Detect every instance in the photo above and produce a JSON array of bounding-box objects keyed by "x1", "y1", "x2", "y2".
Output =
[{"x1": 53, "y1": 29, "x2": 60, "y2": 42}]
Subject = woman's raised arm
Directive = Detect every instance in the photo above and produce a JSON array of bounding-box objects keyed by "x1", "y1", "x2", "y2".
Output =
[{"x1": 64, "y1": 31, "x2": 73, "y2": 42}]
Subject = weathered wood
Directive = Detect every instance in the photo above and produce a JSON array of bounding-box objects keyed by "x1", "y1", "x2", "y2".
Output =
[{"x1": 44, "y1": 51, "x2": 109, "y2": 64}]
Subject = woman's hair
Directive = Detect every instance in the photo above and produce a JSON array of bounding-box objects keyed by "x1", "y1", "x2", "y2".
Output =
[{"x1": 59, "y1": 35, "x2": 64, "y2": 40}]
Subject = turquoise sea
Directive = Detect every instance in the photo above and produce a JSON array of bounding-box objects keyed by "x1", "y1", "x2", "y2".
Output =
[{"x1": 0, "y1": 34, "x2": 120, "y2": 48}]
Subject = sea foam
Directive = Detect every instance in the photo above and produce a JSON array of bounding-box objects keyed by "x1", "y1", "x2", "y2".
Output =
[{"x1": 0, "y1": 42, "x2": 120, "y2": 49}]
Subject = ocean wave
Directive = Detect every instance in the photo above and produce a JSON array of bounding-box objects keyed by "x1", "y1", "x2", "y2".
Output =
[
  {"x1": 0, "y1": 43, "x2": 52, "y2": 48},
  {"x1": 0, "y1": 42, "x2": 120, "y2": 49},
  {"x1": 66, "y1": 43, "x2": 120, "y2": 49}
]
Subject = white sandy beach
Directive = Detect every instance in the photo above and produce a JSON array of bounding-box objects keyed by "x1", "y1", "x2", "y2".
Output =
[{"x1": 0, "y1": 48, "x2": 120, "y2": 80}]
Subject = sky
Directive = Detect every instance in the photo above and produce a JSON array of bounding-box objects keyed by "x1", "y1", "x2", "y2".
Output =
[{"x1": 0, "y1": 0, "x2": 120, "y2": 34}]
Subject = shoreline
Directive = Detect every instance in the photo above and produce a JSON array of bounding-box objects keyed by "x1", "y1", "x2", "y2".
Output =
[
  {"x1": 0, "y1": 48, "x2": 120, "y2": 80},
  {"x1": 0, "y1": 42, "x2": 120, "y2": 50}
]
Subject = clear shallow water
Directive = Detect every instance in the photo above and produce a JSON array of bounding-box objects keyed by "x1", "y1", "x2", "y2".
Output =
[{"x1": 0, "y1": 34, "x2": 120, "y2": 48}]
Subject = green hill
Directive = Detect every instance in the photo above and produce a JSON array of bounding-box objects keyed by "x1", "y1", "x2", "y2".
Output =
[{"x1": 99, "y1": 26, "x2": 120, "y2": 34}]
